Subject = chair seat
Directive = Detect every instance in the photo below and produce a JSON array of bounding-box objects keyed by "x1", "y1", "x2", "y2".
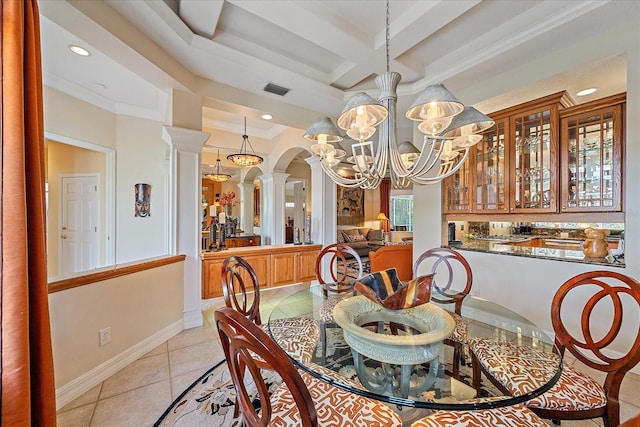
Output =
[
  {"x1": 270, "y1": 364, "x2": 403, "y2": 426},
  {"x1": 526, "y1": 363, "x2": 607, "y2": 411},
  {"x1": 411, "y1": 400, "x2": 548, "y2": 427},
  {"x1": 469, "y1": 338, "x2": 561, "y2": 395},
  {"x1": 258, "y1": 317, "x2": 319, "y2": 363},
  {"x1": 448, "y1": 311, "x2": 467, "y2": 343}
]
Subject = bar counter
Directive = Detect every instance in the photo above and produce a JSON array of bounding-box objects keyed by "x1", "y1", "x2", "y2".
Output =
[{"x1": 450, "y1": 237, "x2": 624, "y2": 268}]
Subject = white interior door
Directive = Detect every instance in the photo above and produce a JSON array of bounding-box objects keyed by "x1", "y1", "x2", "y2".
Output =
[{"x1": 60, "y1": 175, "x2": 99, "y2": 276}]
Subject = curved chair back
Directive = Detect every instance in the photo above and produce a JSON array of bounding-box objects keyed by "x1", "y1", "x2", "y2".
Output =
[
  {"x1": 413, "y1": 247, "x2": 473, "y2": 313},
  {"x1": 221, "y1": 256, "x2": 261, "y2": 325},
  {"x1": 369, "y1": 244, "x2": 413, "y2": 281},
  {"x1": 553, "y1": 270, "x2": 640, "y2": 380},
  {"x1": 215, "y1": 307, "x2": 318, "y2": 427},
  {"x1": 315, "y1": 243, "x2": 363, "y2": 298}
]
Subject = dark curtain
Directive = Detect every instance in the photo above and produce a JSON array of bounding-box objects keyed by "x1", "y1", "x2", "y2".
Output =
[
  {"x1": 2, "y1": 0, "x2": 57, "y2": 425},
  {"x1": 380, "y1": 178, "x2": 390, "y2": 232}
]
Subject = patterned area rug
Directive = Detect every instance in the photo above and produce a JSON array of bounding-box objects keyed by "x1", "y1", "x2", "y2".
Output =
[{"x1": 154, "y1": 360, "x2": 281, "y2": 427}]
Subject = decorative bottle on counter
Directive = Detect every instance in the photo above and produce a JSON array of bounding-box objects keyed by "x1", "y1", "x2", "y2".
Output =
[{"x1": 582, "y1": 227, "x2": 609, "y2": 258}]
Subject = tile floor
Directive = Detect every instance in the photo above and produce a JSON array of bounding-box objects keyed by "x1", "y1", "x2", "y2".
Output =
[{"x1": 57, "y1": 282, "x2": 640, "y2": 427}]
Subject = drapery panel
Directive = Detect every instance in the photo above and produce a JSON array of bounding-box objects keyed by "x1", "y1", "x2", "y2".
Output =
[
  {"x1": 380, "y1": 178, "x2": 390, "y2": 232},
  {"x1": 2, "y1": 0, "x2": 57, "y2": 425}
]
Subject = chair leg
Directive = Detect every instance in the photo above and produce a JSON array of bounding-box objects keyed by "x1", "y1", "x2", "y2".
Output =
[{"x1": 471, "y1": 353, "x2": 482, "y2": 396}]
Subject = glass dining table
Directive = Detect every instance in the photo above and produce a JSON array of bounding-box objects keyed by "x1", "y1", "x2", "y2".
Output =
[{"x1": 268, "y1": 284, "x2": 562, "y2": 411}]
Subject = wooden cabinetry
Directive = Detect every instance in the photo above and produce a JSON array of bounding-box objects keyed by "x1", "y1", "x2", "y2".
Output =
[
  {"x1": 226, "y1": 235, "x2": 261, "y2": 248},
  {"x1": 201, "y1": 244, "x2": 321, "y2": 299},
  {"x1": 559, "y1": 94, "x2": 624, "y2": 213},
  {"x1": 444, "y1": 92, "x2": 572, "y2": 215}
]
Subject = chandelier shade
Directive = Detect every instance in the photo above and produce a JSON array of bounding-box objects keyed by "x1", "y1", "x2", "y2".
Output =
[
  {"x1": 441, "y1": 106, "x2": 495, "y2": 148},
  {"x1": 227, "y1": 117, "x2": 263, "y2": 167},
  {"x1": 207, "y1": 149, "x2": 232, "y2": 182},
  {"x1": 337, "y1": 92, "x2": 388, "y2": 141}
]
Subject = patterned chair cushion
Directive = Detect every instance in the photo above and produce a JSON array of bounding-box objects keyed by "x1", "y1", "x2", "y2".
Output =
[
  {"x1": 265, "y1": 317, "x2": 320, "y2": 363},
  {"x1": 411, "y1": 401, "x2": 548, "y2": 427},
  {"x1": 526, "y1": 363, "x2": 607, "y2": 411},
  {"x1": 270, "y1": 364, "x2": 403, "y2": 426},
  {"x1": 469, "y1": 338, "x2": 561, "y2": 395},
  {"x1": 449, "y1": 311, "x2": 467, "y2": 343}
]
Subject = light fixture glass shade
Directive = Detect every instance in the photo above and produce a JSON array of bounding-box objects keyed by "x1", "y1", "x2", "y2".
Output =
[
  {"x1": 441, "y1": 106, "x2": 495, "y2": 145},
  {"x1": 304, "y1": 117, "x2": 344, "y2": 156},
  {"x1": 405, "y1": 83, "x2": 464, "y2": 122},
  {"x1": 337, "y1": 92, "x2": 388, "y2": 141},
  {"x1": 227, "y1": 117, "x2": 263, "y2": 167},
  {"x1": 207, "y1": 150, "x2": 232, "y2": 182}
]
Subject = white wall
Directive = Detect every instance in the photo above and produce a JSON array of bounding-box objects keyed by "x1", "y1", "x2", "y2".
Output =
[
  {"x1": 49, "y1": 262, "x2": 184, "y2": 408},
  {"x1": 115, "y1": 115, "x2": 170, "y2": 262}
]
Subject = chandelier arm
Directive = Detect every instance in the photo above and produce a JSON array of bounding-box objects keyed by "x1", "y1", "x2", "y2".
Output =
[
  {"x1": 407, "y1": 148, "x2": 470, "y2": 184},
  {"x1": 319, "y1": 160, "x2": 369, "y2": 188}
]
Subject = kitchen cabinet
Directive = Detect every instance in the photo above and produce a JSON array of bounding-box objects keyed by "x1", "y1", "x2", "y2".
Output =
[
  {"x1": 443, "y1": 91, "x2": 572, "y2": 215},
  {"x1": 226, "y1": 235, "x2": 261, "y2": 248},
  {"x1": 560, "y1": 94, "x2": 624, "y2": 213},
  {"x1": 201, "y1": 244, "x2": 322, "y2": 299}
]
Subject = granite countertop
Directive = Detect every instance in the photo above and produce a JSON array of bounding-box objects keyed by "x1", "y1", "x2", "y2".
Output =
[{"x1": 450, "y1": 237, "x2": 624, "y2": 268}]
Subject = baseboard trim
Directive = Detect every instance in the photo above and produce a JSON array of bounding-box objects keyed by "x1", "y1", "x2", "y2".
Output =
[{"x1": 55, "y1": 319, "x2": 184, "y2": 410}]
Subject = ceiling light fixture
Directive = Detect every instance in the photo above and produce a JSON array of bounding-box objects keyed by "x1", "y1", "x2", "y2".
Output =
[
  {"x1": 261, "y1": 114, "x2": 273, "y2": 120},
  {"x1": 576, "y1": 87, "x2": 597, "y2": 97},
  {"x1": 227, "y1": 117, "x2": 263, "y2": 167},
  {"x1": 69, "y1": 45, "x2": 90, "y2": 56},
  {"x1": 305, "y1": 0, "x2": 494, "y2": 189},
  {"x1": 206, "y1": 150, "x2": 232, "y2": 182}
]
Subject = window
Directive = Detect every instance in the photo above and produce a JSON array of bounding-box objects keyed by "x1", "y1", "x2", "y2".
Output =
[{"x1": 390, "y1": 194, "x2": 413, "y2": 231}]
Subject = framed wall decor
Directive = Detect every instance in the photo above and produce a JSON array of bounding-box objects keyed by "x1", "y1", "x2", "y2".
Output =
[{"x1": 337, "y1": 185, "x2": 364, "y2": 226}]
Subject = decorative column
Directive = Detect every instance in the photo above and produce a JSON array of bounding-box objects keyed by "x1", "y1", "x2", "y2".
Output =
[
  {"x1": 237, "y1": 182, "x2": 255, "y2": 234},
  {"x1": 306, "y1": 157, "x2": 337, "y2": 246},
  {"x1": 162, "y1": 126, "x2": 210, "y2": 329},
  {"x1": 259, "y1": 172, "x2": 289, "y2": 245}
]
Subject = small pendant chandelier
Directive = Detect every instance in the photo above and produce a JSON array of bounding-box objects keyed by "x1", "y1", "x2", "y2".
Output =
[
  {"x1": 227, "y1": 117, "x2": 263, "y2": 167},
  {"x1": 206, "y1": 149, "x2": 232, "y2": 182}
]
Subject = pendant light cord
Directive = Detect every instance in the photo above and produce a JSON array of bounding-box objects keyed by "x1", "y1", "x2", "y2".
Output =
[{"x1": 386, "y1": 0, "x2": 390, "y2": 73}]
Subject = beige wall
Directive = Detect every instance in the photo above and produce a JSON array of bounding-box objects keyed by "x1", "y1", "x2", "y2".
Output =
[
  {"x1": 46, "y1": 141, "x2": 106, "y2": 277},
  {"x1": 49, "y1": 262, "x2": 184, "y2": 404}
]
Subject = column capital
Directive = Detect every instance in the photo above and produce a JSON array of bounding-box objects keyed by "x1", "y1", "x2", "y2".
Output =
[
  {"x1": 162, "y1": 126, "x2": 209, "y2": 153},
  {"x1": 237, "y1": 182, "x2": 255, "y2": 191},
  {"x1": 305, "y1": 156, "x2": 322, "y2": 170},
  {"x1": 259, "y1": 172, "x2": 290, "y2": 185}
]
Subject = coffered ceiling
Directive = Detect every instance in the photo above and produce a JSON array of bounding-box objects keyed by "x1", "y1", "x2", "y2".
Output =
[{"x1": 38, "y1": 0, "x2": 633, "y2": 174}]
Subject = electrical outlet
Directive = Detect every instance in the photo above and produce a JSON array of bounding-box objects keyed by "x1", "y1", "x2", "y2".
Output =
[{"x1": 99, "y1": 327, "x2": 111, "y2": 346}]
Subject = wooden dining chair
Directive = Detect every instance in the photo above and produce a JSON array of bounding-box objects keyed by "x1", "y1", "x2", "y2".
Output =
[
  {"x1": 369, "y1": 244, "x2": 413, "y2": 281},
  {"x1": 221, "y1": 256, "x2": 320, "y2": 417},
  {"x1": 314, "y1": 243, "x2": 363, "y2": 299},
  {"x1": 469, "y1": 270, "x2": 640, "y2": 427},
  {"x1": 214, "y1": 307, "x2": 403, "y2": 427},
  {"x1": 413, "y1": 247, "x2": 474, "y2": 377}
]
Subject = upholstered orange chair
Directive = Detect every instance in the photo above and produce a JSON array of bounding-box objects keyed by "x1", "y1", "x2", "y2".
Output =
[
  {"x1": 369, "y1": 244, "x2": 413, "y2": 282},
  {"x1": 470, "y1": 270, "x2": 640, "y2": 427},
  {"x1": 215, "y1": 307, "x2": 403, "y2": 427}
]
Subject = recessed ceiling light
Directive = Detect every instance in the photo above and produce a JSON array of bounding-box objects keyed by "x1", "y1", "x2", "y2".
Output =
[
  {"x1": 69, "y1": 45, "x2": 91, "y2": 56},
  {"x1": 261, "y1": 114, "x2": 273, "y2": 120},
  {"x1": 576, "y1": 88, "x2": 597, "y2": 97}
]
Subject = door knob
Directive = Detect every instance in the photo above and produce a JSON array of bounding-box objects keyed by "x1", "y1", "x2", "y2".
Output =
[
  {"x1": 61, "y1": 235, "x2": 67, "y2": 239},
  {"x1": 62, "y1": 226, "x2": 67, "y2": 230}
]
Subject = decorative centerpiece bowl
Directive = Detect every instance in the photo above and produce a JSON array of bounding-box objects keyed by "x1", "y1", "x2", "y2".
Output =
[
  {"x1": 332, "y1": 295, "x2": 455, "y2": 364},
  {"x1": 354, "y1": 268, "x2": 434, "y2": 310}
]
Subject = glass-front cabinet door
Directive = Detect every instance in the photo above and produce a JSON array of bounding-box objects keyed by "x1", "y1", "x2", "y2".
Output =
[
  {"x1": 510, "y1": 105, "x2": 557, "y2": 213},
  {"x1": 443, "y1": 151, "x2": 473, "y2": 213},
  {"x1": 475, "y1": 118, "x2": 508, "y2": 213},
  {"x1": 560, "y1": 100, "x2": 623, "y2": 212}
]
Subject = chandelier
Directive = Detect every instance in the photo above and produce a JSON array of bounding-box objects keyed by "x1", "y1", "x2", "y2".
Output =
[
  {"x1": 227, "y1": 117, "x2": 263, "y2": 167},
  {"x1": 305, "y1": 1, "x2": 494, "y2": 189},
  {"x1": 206, "y1": 149, "x2": 232, "y2": 182}
]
